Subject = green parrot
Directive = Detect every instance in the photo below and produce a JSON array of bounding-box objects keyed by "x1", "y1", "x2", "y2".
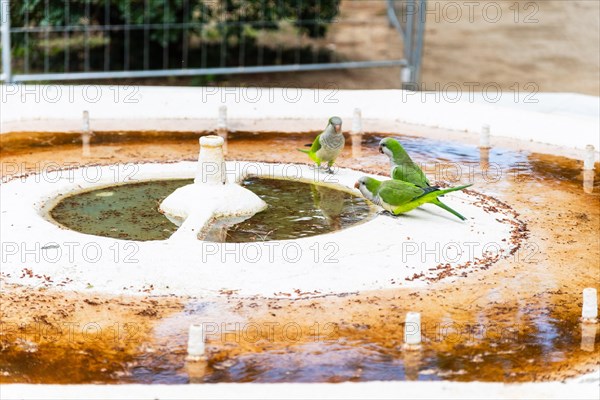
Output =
[
  {"x1": 354, "y1": 176, "x2": 472, "y2": 220},
  {"x1": 379, "y1": 137, "x2": 468, "y2": 221},
  {"x1": 298, "y1": 116, "x2": 344, "y2": 173}
]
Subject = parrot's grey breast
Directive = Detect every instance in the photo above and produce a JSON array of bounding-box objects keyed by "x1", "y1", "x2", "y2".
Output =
[
  {"x1": 359, "y1": 187, "x2": 377, "y2": 204},
  {"x1": 371, "y1": 194, "x2": 383, "y2": 207},
  {"x1": 317, "y1": 132, "x2": 345, "y2": 161}
]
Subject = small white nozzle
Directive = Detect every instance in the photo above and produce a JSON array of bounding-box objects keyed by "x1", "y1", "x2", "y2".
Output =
[
  {"x1": 196, "y1": 135, "x2": 226, "y2": 185},
  {"x1": 582, "y1": 288, "x2": 598, "y2": 323},
  {"x1": 401, "y1": 67, "x2": 412, "y2": 83},
  {"x1": 352, "y1": 108, "x2": 363, "y2": 135},
  {"x1": 480, "y1": 124, "x2": 491, "y2": 148},
  {"x1": 583, "y1": 169, "x2": 594, "y2": 194},
  {"x1": 200, "y1": 135, "x2": 224, "y2": 148},
  {"x1": 81, "y1": 111, "x2": 91, "y2": 157},
  {"x1": 218, "y1": 105, "x2": 227, "y2": 130},
  {"x1": 404, "y1": 312, "x2": 421, "y2": 347},
  {"x1": 583, "y1": 145, "x2": 595, "y2": 171},
  {"x1": 187, "y1": 324, "x2": 206, "y2": 361},
  {"x1": 82, "y1": 110, "x2": 90, "y2": 133}
]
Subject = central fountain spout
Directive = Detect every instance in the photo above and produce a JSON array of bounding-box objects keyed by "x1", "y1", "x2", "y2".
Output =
[
  {"x1": 195, "y1": 135, "x2": 227, "y2": 185},
  {"x1": 160, "y1": 135, "x2": 267, "y2": 240}
]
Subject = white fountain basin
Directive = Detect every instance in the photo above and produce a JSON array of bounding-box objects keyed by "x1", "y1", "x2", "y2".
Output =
[{"x1": 0, "y1": 161, "x2": 519, "y2": 298}]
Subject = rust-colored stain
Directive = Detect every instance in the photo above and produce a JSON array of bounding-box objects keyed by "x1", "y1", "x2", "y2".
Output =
[{"x1": 1, "y1": 130, "x2": 598, "y2": 383}]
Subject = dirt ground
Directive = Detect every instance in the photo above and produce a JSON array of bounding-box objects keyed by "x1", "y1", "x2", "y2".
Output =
[
  {"x1": 111, "y1": 1, "x2": 600, "y2": 95},
  {"x1": 420, "y1": 0, "x2": 600, "y2": 95}
]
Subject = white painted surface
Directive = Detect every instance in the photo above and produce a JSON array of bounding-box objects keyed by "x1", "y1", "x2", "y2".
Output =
[
  {"x1": 1, "y1": 85, "x2": 598, "y2": 157},
  {"x1": 2, "y1": 375, "x2": 599, "y2": 400},
  {"x1": 0, "y1": 161, "x2": 515, "y2": 297}
]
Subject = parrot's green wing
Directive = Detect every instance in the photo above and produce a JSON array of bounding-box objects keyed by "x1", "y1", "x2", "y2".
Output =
[
  {"x1": 309, "y1": 134, "x2": 322, "y2": 154},
  {"x1": 378, "y1": 180, "x2": 425, "y2": 206},
  {"x1": 391, "y1": 164, "x2": 430, "y2": 187},
  {"x1": 298, "y1": 134, "x2": 323, "y2": 163}
]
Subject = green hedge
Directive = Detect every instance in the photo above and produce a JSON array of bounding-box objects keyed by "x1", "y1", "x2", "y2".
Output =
[{"x1": 8, "y1": 0, "x2": 341, "y2": 73}]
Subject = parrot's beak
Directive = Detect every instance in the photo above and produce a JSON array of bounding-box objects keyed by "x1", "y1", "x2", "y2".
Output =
[
  {"x1": 354, "y1": 181, "x2": 360, "y2": 189},
  {"x1": 378, "y1": 145, "x2": 383, "y2": 154},
  {"x1": 334, "y1": 124, "x2": 342, "y2": 133}
]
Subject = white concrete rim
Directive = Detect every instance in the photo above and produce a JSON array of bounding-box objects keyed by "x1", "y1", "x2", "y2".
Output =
[
  {"x1": 1, "y1": 86, "x2": 598, "y2": 161},
  {"x1": 1, "y1": 161, "x2": 521, "y2": 298},
  {"x1": 2, "y1": 376, "x2": 600, "y2": 400}
]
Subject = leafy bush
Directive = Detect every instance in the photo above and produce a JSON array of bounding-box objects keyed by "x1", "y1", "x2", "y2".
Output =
[{"x1": 8, "y1": 0, "x2": 341, "y2": 73}]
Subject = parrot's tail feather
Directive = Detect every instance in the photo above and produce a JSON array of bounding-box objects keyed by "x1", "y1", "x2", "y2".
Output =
[
  {"x1": 297, "y1": 148, "x2": 310, "y2": 154},
  {"x1": 431, "y1": 199, "x2": 467, "y2": 221},
  {"x1": 304, "y1": 143, "x2": 312, "y2": 147},
  {"x1": 436, "y1": 183, "x2": 472, "y2": 196}
]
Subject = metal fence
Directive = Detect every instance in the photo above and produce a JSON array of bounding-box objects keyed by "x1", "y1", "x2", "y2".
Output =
[{"x1": 0, "y1": 0, "x2": 425, "y2": 86}]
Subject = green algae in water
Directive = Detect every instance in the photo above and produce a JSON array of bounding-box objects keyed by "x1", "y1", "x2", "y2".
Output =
[
  {"x1": 50, "y1": 179, "x2": 190, "y2": 241},
  {"x1": 205, "y1": 178, "x2": 372, "y2": 242},
  {"x1": 49, "y1": 178, "x2": 373, "y2": 242}
]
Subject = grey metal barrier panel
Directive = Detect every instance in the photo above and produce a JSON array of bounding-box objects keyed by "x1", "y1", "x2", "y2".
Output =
[{"x1": 0, "y1": 0, "x2": 425, "y2": 87}]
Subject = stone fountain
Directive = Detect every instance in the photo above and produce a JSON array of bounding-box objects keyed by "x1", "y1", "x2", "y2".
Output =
[{"x1": 159, "y1": 135, "x2": 267, "y2": 240}]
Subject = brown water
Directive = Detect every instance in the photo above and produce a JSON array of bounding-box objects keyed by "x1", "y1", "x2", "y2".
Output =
[
  {"x1": 2, "y1": 130, "x2": 598, "y2": 188},
  {"x1": 0, "y1": 130, "x2": 598, "y2": 384}
]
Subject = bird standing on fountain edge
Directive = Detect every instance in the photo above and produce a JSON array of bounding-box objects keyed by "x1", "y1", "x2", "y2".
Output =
[
  {"x1": 354, "y1": 176, "x2": 472, "y2": 220},
  {"x1": 298, "y1": 116, "x2": 344, "y2": 174},
  {"x1": 379, "y1": 137, "x2": 469, "y2": 221}
]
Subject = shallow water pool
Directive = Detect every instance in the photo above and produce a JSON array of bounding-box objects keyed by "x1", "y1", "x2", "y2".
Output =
[{"x1": 49, "y1": 177, "x2": 373, "y2": 242}]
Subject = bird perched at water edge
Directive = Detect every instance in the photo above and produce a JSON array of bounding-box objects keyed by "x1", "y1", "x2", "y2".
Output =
[
  {"x1": 354, "y1": 176, "x2": 472, "y2": 220},
  {"x1": 379, "y1": 137, "x2": 468, "y2": 220},
  {"x1": 298, "y1": 116, "x2": 344, "y2": 173}
]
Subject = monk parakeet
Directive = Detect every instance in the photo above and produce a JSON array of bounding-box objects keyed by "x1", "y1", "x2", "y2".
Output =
[
  {"x1": 298, "y1": 116, "x2": 344, "y2": 173},
  {"x1": 379, "y1": 137, "x2": 468, "y2": 220},
  {"x1": 354, "y1": 176, "x2": 472, "y2": 220}
]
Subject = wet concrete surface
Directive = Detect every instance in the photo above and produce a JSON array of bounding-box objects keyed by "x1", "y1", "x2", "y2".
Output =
[{"x1": 1, "y1": 130, "x2": 598, "y2": 383}]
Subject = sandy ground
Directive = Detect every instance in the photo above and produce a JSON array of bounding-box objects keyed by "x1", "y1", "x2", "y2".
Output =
[
  {"x1": 110, "y1": 1, "x2": 600, "y2": 95},
  {"x1": 1, "y1": 131, "x2": 598, "y2": 383},
  {"x1": 420, "y1": 0, "x2": 600, "y2": 95}
]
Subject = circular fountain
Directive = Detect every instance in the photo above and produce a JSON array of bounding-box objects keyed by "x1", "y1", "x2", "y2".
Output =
[
  {"x1": 0, "y1": 125, "x2": 525, "y2": 298},
  {"x1": 1, "y1": 86, "x2": 598, "y2": 392}
]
